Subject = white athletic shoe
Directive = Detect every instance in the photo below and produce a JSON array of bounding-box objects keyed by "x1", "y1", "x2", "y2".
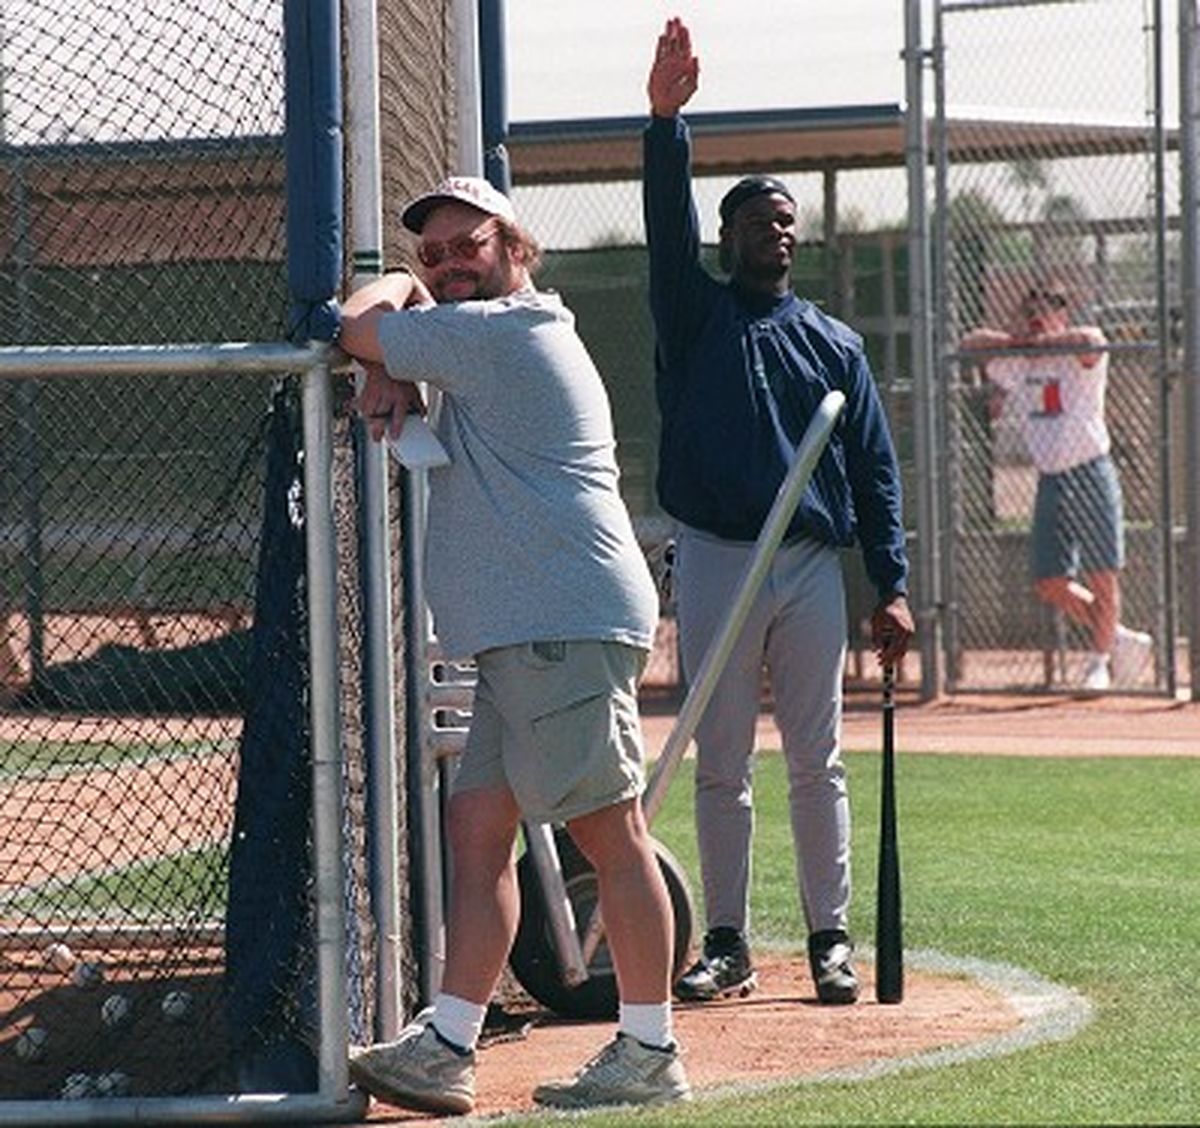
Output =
[
  {"x1": 533, "y1": 1033, "x2": 691, "y2": 1109},
  {"x1": 1080, "y1": 653, "x2": 1111, "y2": 692},
  {"x1": 349, "y1": 1008, "x2": 475, "y2": 1115},
  {"x1": 1112, "y1": 625, "x2": 1153, "y2": 687}
]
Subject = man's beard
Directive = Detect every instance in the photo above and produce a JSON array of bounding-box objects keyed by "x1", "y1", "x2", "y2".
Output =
[{"x1": 431, "y1": 270, "x2": 484, "y2": 302}]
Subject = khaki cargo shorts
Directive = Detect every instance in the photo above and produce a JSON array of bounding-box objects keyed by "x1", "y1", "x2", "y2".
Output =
[{"x1": 453, "y1": 639, "x2": 649, "y2": 824}]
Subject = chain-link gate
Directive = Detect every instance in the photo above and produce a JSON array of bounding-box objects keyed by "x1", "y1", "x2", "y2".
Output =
[{"x1": 932, "y1": 0, "x2": 1182, "y2": 694}]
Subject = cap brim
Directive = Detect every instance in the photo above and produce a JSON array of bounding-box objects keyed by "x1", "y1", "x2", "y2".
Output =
[
  {"x1": 401, "y1": 195, "x2": 451, "y2": 234},
  {"x1": 401, "y1": 191, "x2": 513, "y2": 234}
]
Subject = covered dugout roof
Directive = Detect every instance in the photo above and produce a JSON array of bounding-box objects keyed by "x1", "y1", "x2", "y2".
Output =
[{"x1": 506, "y1": 103, "x2": 1171, "y2": 184}]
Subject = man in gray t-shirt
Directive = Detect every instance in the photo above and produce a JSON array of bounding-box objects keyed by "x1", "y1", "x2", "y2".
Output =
[{"x1": 339, "y1": 176, "x2": 689, "y2": 1115}]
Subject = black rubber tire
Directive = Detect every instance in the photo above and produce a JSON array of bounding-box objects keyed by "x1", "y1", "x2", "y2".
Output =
[{"x1": 508, "y1": 827, "x2": 694, "y2": 1020}]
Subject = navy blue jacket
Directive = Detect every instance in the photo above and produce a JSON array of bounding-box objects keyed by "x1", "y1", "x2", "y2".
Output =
[{"x1": 643, "y1": 114, "x2": 909, "y2": 601}]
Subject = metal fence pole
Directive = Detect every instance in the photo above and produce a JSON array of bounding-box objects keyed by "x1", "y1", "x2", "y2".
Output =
[
  {"x1": 301, "y1": 352, "x2": 355, "y2": 1104},
  {"x1": 345, "y1": 0, "x2": 404, "y2": 1041},
  {"x1": 905, "y1": 0, "x2": 943, "y2": 698},
  {"x1": 1180, "y1": 0, "x2": 1200, "y2": 700},
  {"x1": 1151, "y1": 0, "x2": 1179, "y2": 695}
]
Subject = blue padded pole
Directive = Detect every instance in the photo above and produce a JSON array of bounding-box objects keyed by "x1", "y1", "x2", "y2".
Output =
[
  {"x1": 285, "y1": 0, "x2": 344, "y2": 343},
  {"x1": 479, "y1": 0, "x2": 511, "y2": 193}
]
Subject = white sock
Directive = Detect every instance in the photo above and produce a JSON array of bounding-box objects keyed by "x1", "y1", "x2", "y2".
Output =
[
  {"x1": 431, "y1": 992, "x2": 486, "y2": 1052},
  {"x1": 1116, "y1": 624, "x2": 1149, "y2": 643},
  {"x1": 619, "y1": 1001, "x2": 673, "y2": 1050}
]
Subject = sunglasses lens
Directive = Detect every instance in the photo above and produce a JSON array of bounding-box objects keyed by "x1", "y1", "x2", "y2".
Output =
[
  {"x1": 1022, "y1": 292, "x2": 1067, "y2": 316},
  {"x1": 1024, "y1": 291, "x2": 1067, "y2": 309},
  {"x1": 416, "y1": 226, "x2": 493, "y2": 269}
]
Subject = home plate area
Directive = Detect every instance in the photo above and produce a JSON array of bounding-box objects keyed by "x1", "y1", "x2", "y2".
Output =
[{"x1": 364, "y1": 951, "x2": 1023, "y2": 1122}]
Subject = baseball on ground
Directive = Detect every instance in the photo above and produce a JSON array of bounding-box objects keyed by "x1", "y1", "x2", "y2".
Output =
[
  {"x1": 14, "y1": 1025, "x2": 49, "y2": 1062},
  {"x1": 71, "y1": 960, "x2": 105, "y2": 990},
  {"x1": 160, "y1": 988, "x2": 193, "y2": 1023},
  {"x1": 60, "y1": 1072, "x2": 96, "y2": 1099},
  {"x1": 95, "y1": 1069, "x2": 131, "y2": 1097},
  {"x1": 100, "y1": 992, "x2": 133, "y2": 1029},
  {"x1": 43, "y1": 942, "x2": 75, "y2": 973}
]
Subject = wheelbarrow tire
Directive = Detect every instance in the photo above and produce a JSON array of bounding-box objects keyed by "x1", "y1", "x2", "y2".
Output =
[{"x1": 508, "y1": 827, "x2": 694, "y2": 1020}]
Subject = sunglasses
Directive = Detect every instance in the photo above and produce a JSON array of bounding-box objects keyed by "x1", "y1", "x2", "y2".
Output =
[
  {"x1": 416, "y1": 221, "x2": 500, "y2": 269},
  {"x1": 1022, "y1": 290, "x2": 1068, "y2": 315}
]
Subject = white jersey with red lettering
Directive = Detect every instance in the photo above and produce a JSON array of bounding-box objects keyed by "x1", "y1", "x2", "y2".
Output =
[{"x1": 988, "y1": 351, "x2": 1110, "y2": 474}]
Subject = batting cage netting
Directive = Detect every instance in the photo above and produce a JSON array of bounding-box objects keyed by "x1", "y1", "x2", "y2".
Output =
[{"x1": 0, "y1": 1, "x2": 431, "y2": 1117}]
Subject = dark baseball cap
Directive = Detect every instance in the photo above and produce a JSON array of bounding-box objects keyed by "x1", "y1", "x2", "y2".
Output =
[{"x1": 719, "y1": 175, "x2": 795, "y2": 226}]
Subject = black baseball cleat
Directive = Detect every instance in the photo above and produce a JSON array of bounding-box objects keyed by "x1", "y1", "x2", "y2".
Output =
[
  {"x1": 808, "y1": 929, "x2": 859, "y2": 1005},
  {"x1": 674, "y1": 927, "x2": 757, "y2": 1002}
]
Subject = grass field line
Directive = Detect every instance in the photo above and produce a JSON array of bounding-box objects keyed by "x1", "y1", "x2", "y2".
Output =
[
  {"x1": 475, "y1": 948, "x2": 1093, "y2": 1125},
  {"x1": 796, "y1": 947, "x2": 1092, "y2": 1085},
  {"x1": 0, "y1": 749, "x2": 235, "y2": 895}
]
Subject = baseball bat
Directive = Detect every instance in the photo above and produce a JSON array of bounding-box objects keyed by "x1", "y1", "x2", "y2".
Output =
[{"x1": 874, "y1": 657, "x2": 904, "y2": 1004}]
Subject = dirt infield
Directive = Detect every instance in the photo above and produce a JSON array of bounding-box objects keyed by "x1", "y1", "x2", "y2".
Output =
[
  {"x1": 0, "y1": 752, "x2": 235, "y2": 894},
  {"x1": 641, "y1": 687, "x2": 1200, "y2": 761},
  {"x1": 836, "y1": 688, "x2": 1200, "y2": 758},
  {"x1": 362, "y1": 952, "x2": 1022, "y2": 1123}
]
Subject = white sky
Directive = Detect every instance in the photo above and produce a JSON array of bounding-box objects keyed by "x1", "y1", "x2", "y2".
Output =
[
  {"x1": 504, "y1": 1, "x2": 1163, "y2": 124},
  {"x1": 505, "y1": 1, "x2": 912, "y2": 120},
  {"x1": 5, "y1": 2, "x2": 1164, "y2": 144},
  {"x1": 501, "y1": 1, "x2": 1162, "y2": 243}
]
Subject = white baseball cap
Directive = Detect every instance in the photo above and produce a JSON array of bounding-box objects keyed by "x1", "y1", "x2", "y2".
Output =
[{"x1": 401, "y1": 175, "x2": 516, "y2": 233}]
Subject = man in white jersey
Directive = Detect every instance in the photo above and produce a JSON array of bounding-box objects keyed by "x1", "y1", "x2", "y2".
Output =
[
  {"x1": 962, "y1": 282, "x2": 1152, "y2": 690},
  {"x1": 338, "y1": 176, "x2": 689, "y2": 1113}
]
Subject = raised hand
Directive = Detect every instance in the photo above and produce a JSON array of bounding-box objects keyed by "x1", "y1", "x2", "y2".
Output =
[{"x1": 648, "y1": 17, "x2": 699, "y2": 118}]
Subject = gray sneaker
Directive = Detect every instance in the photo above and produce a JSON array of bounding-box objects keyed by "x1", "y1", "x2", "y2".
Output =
[
  {"x1": 533, "y1": 1033, "x2": 691, "y2": 1109},
  {"x1": 348, "y1": 1009, "x2": 475, "y2": 1116}
]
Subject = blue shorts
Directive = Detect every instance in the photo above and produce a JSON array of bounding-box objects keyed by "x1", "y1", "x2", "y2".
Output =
[{"x1": 1031, "y1": 455, "x2": 1124, "y2": 580}]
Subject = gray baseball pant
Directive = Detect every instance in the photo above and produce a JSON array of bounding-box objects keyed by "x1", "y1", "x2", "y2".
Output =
[{"x1": 674, "y1": 524, "x2": 850, "y2": 939}]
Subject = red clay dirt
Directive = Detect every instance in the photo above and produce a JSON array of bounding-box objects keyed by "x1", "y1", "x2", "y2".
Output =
[
  {"x1": 642, "y1": 686, "x2": 1200, "y2": 762},
  {"x1": 363, "y1": 953, "x2": 1020, "y2": 1123}
]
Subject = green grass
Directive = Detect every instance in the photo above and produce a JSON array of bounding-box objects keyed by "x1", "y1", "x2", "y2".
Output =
[
  {"x1": 8, "y1": 846, "x2": 228, "y2": 918},
  {"x1": 0, "y1": 739, "x2": 234, "y2": 779},
  {"x1": 533, "y1": 751, "x2": 1200, "y2": 1125}
]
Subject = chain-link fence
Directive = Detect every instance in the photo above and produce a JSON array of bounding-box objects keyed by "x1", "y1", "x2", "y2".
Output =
[
  {"x1": 934, "y1": 0, "x2": 1184, "y2": 693},
  {"x1": 498, "y1": 1, "x2": 1192, "y2": 698}
]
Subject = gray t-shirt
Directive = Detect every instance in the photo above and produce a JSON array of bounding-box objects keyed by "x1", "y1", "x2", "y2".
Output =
[{"x1": 377, "y1": 288, "x2": 658, "y2": 660}]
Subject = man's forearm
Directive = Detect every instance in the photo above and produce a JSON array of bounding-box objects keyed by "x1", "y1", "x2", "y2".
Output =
[
  {"x1": 960, "y1": 328, "x2": 1012, "y2": 351},
  {"x1": 643, "y1": 116, "x2": 704, "y2": 342},
  {"x1": 339, "y1": 271, "x2": 419, "y2": 363}
]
